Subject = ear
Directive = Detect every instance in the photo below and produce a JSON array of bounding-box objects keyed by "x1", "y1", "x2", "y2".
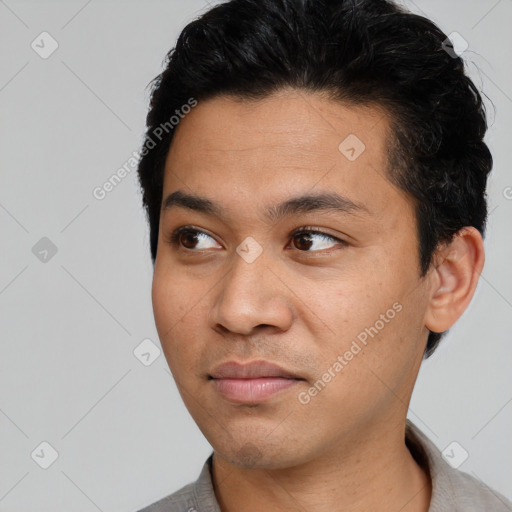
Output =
[{"x1": 424, "y1": 226, "x2": 485, "y2": 334}]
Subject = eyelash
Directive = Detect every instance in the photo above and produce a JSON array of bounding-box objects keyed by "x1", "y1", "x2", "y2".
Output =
[{"x1": 166, "y1": 225, "x2": 347, "y2": 253}]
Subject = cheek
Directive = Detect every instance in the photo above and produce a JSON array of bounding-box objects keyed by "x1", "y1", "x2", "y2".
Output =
[
  {"x1": 152, "y1": 271, "x2": 175, "y2": 334},
  {"x1": 151, "y1": 266, "x2": 209, "y2": 371},
  {"x1": 152, "y1": 261, "x2": 195, "y2": 326},
  {"x1": 151, "y1": 266, "x2": 193, "y2": 356},
  {"x1": 322, "y1": 274, "x2": 386, "y2": 331},
  {"x1": 317, "y1": 265, "x2": 420, "y2": 366}
]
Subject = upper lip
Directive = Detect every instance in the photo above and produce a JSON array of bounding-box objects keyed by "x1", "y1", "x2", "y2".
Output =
[{"x1": 209, "y1": 360, "x2": 302, "y2": 379}]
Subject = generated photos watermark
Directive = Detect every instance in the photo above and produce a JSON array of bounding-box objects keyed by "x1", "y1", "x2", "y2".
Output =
[
  {"x1": 298, "y1": 302, "x2": 403, "y2": 405},
  {"x1": 92, "y1": 97, "x2": 198, "y2": 200}
]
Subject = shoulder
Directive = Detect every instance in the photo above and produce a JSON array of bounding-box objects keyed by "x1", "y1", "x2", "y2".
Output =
[
  {"x1": 406, "y1": 420, "x2": 512, "y2": 512},
  {"x1": 448, "y1": 470, "x2": 512, "y2": 511},
  {"x1": 136, "y1": 453, "x2": 220, "y2": 512},
  {"x1": 137, "y1": 481, "x2": 197, "y2": 512}
]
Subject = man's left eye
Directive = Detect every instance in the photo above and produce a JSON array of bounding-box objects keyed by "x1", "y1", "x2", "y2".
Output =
[{"x1": 290, "y1": 229, "x2": 346, "y2": 252}]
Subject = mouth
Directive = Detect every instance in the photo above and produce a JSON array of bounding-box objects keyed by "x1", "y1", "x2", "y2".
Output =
[{"x1": 209, "y1": 360, "x2": 304, "y2": 404}]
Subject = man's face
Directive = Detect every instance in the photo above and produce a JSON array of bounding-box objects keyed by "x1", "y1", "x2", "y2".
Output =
[{"x1": 152, "y1": 89, "x2": 432, "y2": 469}]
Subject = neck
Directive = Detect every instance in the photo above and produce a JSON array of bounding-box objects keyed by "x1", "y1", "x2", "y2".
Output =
[{"x1": 211, "y1": 418, "x2": 431, "y2": 512}]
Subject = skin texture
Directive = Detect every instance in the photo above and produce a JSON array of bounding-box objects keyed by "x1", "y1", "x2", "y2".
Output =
[{"x1": 151, "y1": 88, "x2": 485, "y2": 512}]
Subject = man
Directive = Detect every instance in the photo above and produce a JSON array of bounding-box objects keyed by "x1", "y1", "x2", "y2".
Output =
[{"x1": 136, "y1": 0, "x2": 511, "y2": 510}]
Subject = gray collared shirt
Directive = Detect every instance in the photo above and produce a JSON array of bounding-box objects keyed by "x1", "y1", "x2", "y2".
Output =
[{"x1": 138, "y1": 420, "x2": 512, "y2": 511}]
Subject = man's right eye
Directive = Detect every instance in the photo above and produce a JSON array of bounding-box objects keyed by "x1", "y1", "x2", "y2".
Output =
[{"x1": 168, "y1": 227, "x2": 221, "y2": 251}]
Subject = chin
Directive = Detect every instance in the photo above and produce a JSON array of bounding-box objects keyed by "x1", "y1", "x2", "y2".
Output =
[{"x1": 212, "y1": 434, "x2": 310, "y2": 470}]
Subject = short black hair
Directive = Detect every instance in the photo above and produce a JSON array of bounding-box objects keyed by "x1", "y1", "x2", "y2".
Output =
[{"x1": 137, "y1": 0, "x2": 493, "y2": 358}]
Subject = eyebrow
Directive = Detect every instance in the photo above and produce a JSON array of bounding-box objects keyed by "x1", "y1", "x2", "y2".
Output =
[{"x1": 162, "y1": 189, "x2": 369, "y2": 223}]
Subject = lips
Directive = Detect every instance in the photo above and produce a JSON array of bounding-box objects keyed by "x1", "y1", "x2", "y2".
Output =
[
  {"x1": 209, "y1": 360, "x2": 301, "y2": 380},
  {"x1": 209, "y1": 360, "x2": 304, "y2": 403}
]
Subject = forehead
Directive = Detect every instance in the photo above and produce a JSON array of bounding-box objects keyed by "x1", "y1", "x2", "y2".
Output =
[
  {"x1": 167, "y1": 89, "x2": 390, "y2": 162},
  {"x1": 162, "y1": 89, "x2": 410, "y2": 225}
]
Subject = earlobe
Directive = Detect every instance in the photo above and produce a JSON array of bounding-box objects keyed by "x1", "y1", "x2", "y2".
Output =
[{"x1": 424, "y1": 227, "x2": 485, "y2": 334}]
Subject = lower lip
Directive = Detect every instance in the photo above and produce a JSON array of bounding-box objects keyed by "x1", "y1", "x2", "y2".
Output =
[{"x1": 211, "y1": 377, "x2": 300, "y2": 403}]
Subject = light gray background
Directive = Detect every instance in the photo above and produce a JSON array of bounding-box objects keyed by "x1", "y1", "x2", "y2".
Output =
[{"x1": 0, "y1": 0, "x2": 511, "y2": 510}]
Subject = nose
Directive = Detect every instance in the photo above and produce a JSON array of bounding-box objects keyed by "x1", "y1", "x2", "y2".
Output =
[{"x1": 208, "y1": 248, "x2": 294, "y2": 336}]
